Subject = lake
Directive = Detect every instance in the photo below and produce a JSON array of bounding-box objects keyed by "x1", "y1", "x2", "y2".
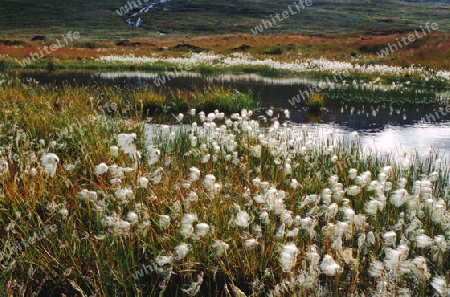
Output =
[{"x1": 14, "y1": 70, "x2": 450, "y2": 160}]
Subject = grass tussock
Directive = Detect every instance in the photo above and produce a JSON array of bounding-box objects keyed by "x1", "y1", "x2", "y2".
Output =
[{"x1": 306, "y1": 93, "x2": 324, "y2": 112}]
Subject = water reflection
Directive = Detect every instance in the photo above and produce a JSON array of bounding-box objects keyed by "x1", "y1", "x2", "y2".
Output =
[{"x1": 300, "y1": 122, "x2": 450, "y2": 160}]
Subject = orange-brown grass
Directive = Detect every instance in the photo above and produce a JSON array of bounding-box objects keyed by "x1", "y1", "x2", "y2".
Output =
[{"x1": 1, "y1": 32, "x2": 449, "y2": 69}]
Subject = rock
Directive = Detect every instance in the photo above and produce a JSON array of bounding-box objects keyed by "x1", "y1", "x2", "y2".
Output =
[
  {"x1": 234, "y1": 44, "x2": 251, "y2": 51},
  {"x1": 31, "y1": 36, "x2": 47, "y2": 41}
]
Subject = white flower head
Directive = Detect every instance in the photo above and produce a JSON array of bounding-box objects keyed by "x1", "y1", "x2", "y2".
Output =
[
  {"x1": 369, "y1": 260, "x2": 385, "y2": 277},
  {"x1": 65, "y1": 164, "x2": 75, "y2": 171},
  {"x1": 174, "y1": 243, "x2": 190, "y2": 261},
  {"x1": 348, "y1": 168, "x2": 358, "y2": 180},
  {"x1": 431, "y1": 276, "x2": 448, "y2": 296},
  {"x1": 236, "y1": 210, "x2": 250, "y2": 228},
  {"x1": 195, "y1": 223, "x2": 209, "y2": 237},
  {"x1": 116, "y1": 220, "x2": 131, "y2": 234},
  {"x1": 147, "y1": 146, "x2": 160, "y2": 165},
  {"x1": 118, "y1": 133, "x2": 136, "y2": 154},
  {"x1": 384, "y1": 248, "x2": 402, "y2": 270},
  {"x1": 416, "y1": 233, "x2": 433, "y2": 248},
  {"x1": 320, "y1": 254, "x2": 341, "y2": 276},
  {"x1": 158, "y1": 215, "x2": 171, "y2": 230},
  {"x1": 203, "y1": 174, "x2": 216, "y2": 192},
  {"x1": 110, "y1": 145, "x2": 119, "y2": 157},
  {"x1": 244, "y1": 238, "x2": 258, "y2": 249},
  {"x1": 189, "y1": 167, "x2": 201, "y2": 182},
  {"x1": 126, "y1": 211, "x2": 138, "y2": 225},
  {"x1": 279, "y1": 243, "x2": 298, "y2": 272},
  {"x1": 346, "y1": 184, "x2": 360, "y2": 195},
  {"x1": 138, "y1": 177, "x2": 149, "y2": 188},
  {"x1": 383, "y1": 231, "x2": 397, "y2": 247},
  {"x1": 290, "y1": 179, "x2": 299, "y2": 189},
  {"x1": 180, "y1": 213, "x2": 197, "y2": 238},
  {"x1": 40, "y1": 153, "x2": 59, "y2": 178},
  {"x1": 212, "y1": 240, "x2": 229, "y2": 257},
  {"x1": 94, "y1": 162, "x2": 108, "y2": 175}
]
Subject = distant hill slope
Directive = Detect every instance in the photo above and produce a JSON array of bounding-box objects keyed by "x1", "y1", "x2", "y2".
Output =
[{"x1": 0, "y1": 0, "x2": 449, "y2": 38}]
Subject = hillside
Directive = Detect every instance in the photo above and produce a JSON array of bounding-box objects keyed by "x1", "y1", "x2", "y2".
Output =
[{"x1": 0, "y1": 0, "x2": 449, "y2": 38}]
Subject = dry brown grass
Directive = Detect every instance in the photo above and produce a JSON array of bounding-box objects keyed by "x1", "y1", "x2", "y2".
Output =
[{"x1": 1, "y1": 32, "x2": 449, "y2": 69}]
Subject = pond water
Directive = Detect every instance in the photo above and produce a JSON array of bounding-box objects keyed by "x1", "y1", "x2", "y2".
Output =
[{"x1": 14, "y1": 70, "x2": 450, "y2": 159}]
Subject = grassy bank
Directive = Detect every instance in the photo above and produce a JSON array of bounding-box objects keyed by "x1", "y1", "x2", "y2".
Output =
[
  {"x1": 1, "y1": 33, "x2": 450, "y2": 71},
  {"x1": 0, "y1": 75, "x2": 253, "y2": 121},
  {"x1": 0, "y1": 74, "x2": 449, "y2": 296}
]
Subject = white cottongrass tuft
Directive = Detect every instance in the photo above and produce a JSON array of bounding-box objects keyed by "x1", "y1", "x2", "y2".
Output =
[
  {"x1": 126, "y1": 211, "x2": 138, "y2": 225},
  {"x1": 250, "y1": 145, "x2": 261, "y2": 158},
  {"x1": 110, "y1": 145, "x2": 119, "y2": 157},
  {"x1": 431, "y1": 276, "x2": 448, "y2": 296},
  {"x1": 346, "y1": 185, "x2": 361, "y2": 196},
  {"x1": 138, "y1": 176, "x2": 149, "y2": 188},
  {"x1": 118, "y1": 133, "x2": 137, "y2": 154},
  {"x1": 348, "y1": 168, "x2": 358, "y2": 180},
  {"x1": 236, "y1": 210, "x2": 250, "y2": 228},
  {"x1": 384, "y1": 248, "x2": 402, "y2": 271},
  {"x1": 284, "y1": 163, "x2": 292, "y2": 175},
  {"x1": 94, "y1": 162, "x2": 108, "y2": 175},
  {"x1": 195, "y1": 223, "x2": 210, "y2": 237},
  {"x1": 391, "y1": 188, "x2": 408, "y2": 207},
  {"x1": 290, "y1": 179, "x2": 299, "y2": 189},
  {"x1": 147, "y1": 146, "x2": 160, "y2": 165},
  {"x1": 383, "y1": 231, "x2": 397, "y2": 247},
  {"x1": 207, "y1": 112, "x2": 216, "y2": 122},
  {"x1": 279, "y1": 243, "x2": 298, "y2": 272},
  {"x1": 158, "y1": 215, "x2": 171, "y2": 230},
  {"x1": 212, "y1": 240, "x2": 229, "y2": 257},
  {"x1": 78, "y1": 189, "x2": 98, "y2": 202},
  {"x1": 383, "y1": 166, "x2": 392, "y2": 175},
  {"x1": 320, "y1": 254, "x2": 341, "y2": 276},
  {"x1": 286, "y1": 227, "x2": 299, "y2": 238},
  {"x1": 65, "y1": 164, "x2": 75, "y2": 171},
  {"x1": 367, "y1": 231, "x2": 376, "y2": 246},
  {"x1": 180, "y1": 213, "x2": 197, "y2": 238},
  {"x1": 434, "y1": 235, "x2": 448, "y2": 252},
  {"x1": 416, "y1": 233, "x2": 433, "y2": 248},
  {"x1": 116, "y1": 220, "x2": 131, "y2": 234},
  {"x1": 204, "y1": 174, "x2": 216, "y2": 192},
  {"x1": 40, "y1": 153, "x2": 59, "y2": 178},
  {"x1": 153, "y1": 255, "x2": 173, "y2": 276},
  {"x1": 306, "y1": 246, "x2": 320, "y2": 268},
  {"x1": 409, "y1": 256, "x2": 430, "y2": 280},
  {"x1": 174, "y1": 243, "x2": 190, "y2": 261},
  {"x1": 115, "y1": 187, "x2": 135, "y2": 203},
  {"x1": 189, "y1": 167, "x2": 201, "y2": 182},
  {"x1": 369, "y1": 260, "x2": 385, "y2": 277},
  {"x1": 244, "y1": 238, "x2": 258, "y2": 249},
  {"x1": 58, "y1": 208, "x2": 68, "y2": 217}
]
